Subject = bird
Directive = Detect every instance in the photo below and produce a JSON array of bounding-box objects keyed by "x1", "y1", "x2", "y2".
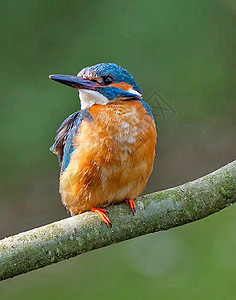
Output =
[{"x1": 49, "y1": 63, "x2": 157, "y2": 227}]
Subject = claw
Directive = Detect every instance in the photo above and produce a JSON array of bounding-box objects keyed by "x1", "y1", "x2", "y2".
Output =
[
  {"x1": 91, "y1": 207, "x2": 112, "y2": 227},
  {"x1": 125, "y1": 198, "x2": 136, "y2": 215}
]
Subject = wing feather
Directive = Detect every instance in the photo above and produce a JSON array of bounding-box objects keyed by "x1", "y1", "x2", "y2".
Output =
[{"x1": 50, "y1": 110, "x2": 91, "y2": 172}]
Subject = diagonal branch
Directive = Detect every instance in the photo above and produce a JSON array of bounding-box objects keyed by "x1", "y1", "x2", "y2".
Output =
[{"x1": 0, "y1": 161, "x2": 236, "y2": 281}]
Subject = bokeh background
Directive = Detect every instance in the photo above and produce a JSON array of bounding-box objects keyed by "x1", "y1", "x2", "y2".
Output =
[{"x1": 1, "y1": 1, "x2": 236, "y2": 299}]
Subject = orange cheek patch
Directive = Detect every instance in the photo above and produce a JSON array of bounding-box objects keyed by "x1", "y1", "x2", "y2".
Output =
[{"x1": 109, "y1": 82, "x2": 133, "y2": 91}]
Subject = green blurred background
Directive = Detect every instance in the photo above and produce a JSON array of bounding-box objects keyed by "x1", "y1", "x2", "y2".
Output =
[{"x1": 0, "y1": 0, "x2": 236, "y2": 299}]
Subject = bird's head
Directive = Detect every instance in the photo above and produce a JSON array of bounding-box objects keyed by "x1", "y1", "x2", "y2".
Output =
[{"x1": 49, "y1": 63, "x2": 142, "y2": 109}]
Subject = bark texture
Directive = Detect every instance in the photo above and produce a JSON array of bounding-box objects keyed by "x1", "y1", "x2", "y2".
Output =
[{"x1": 0, "y1": 161, "x2": 235, "y2": 281}]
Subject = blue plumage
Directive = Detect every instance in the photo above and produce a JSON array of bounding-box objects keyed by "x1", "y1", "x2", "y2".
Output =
[
  {"x1": 50, "y1": 109, "x2": 92, "y2": 172},
  {"x1": 78, "y1": 63, "x2": 142, "y2": 94},
  {"x1": 96, "y1": 86, "x2": 141, "y2": 100},
  {"x1": 139, "y1": 100, "x2": 153, "y2": 118}
]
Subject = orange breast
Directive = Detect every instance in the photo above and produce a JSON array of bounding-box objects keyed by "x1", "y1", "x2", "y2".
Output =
[{"x1": 60, "y1": 100, "x2": 157, "y2": 215}]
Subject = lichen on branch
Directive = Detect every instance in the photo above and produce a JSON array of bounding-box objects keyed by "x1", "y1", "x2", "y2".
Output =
[{"x1": 0, "y1": 161, "x2": 235, "y2": 281}]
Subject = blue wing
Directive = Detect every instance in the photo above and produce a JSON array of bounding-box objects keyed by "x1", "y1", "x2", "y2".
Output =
[
  {"x1": 139, "y1": 100, "x2": 153, "y2": 118},
  {"x1": 50, "y1": 110, "x2": 91, "y2": 172}
]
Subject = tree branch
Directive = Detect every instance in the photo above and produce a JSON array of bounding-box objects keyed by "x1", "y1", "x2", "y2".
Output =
[{"x1": 1, "y1": 161, "x2": 236, "y2": 281}]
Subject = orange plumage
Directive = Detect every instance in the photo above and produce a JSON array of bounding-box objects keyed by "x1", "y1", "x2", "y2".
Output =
[{"x1": 60, "y1": 100, "x2": 156, "y2": 215}]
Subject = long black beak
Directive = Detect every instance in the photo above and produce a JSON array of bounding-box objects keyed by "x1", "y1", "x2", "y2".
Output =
[{"x1": 49, "y1": 74, "x2": 99, "y2": 90}]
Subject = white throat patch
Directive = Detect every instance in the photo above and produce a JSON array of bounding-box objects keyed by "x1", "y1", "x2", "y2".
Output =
[{"x1": 79, "y1": 90, "x2": 109, "y2": 109}]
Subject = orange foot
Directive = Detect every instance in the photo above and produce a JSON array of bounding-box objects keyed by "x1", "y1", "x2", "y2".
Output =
[
  {"x1": 125, "y1": 198, "x2": 136, "y2": 215},
  {"x1": 91, "y1": 207, "x2": 112, "y2": 227}
]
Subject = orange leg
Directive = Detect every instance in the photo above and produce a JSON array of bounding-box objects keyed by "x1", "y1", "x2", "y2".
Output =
[
  {"x1": 91, "y1": 207, "x2": 112, "y2": 227},
  {"x1": 125, "y1": 198, "x2": 136, "y2": 215}
]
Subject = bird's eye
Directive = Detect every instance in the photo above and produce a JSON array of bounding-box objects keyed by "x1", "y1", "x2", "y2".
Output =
[{"x1": 103, "y1": 76, "x2": 114, "y2": 85}]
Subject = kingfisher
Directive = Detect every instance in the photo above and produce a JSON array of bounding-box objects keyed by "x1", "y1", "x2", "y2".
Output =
[{"x1": 49, "y1": 63, "x2": 157, "y2": 227}]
